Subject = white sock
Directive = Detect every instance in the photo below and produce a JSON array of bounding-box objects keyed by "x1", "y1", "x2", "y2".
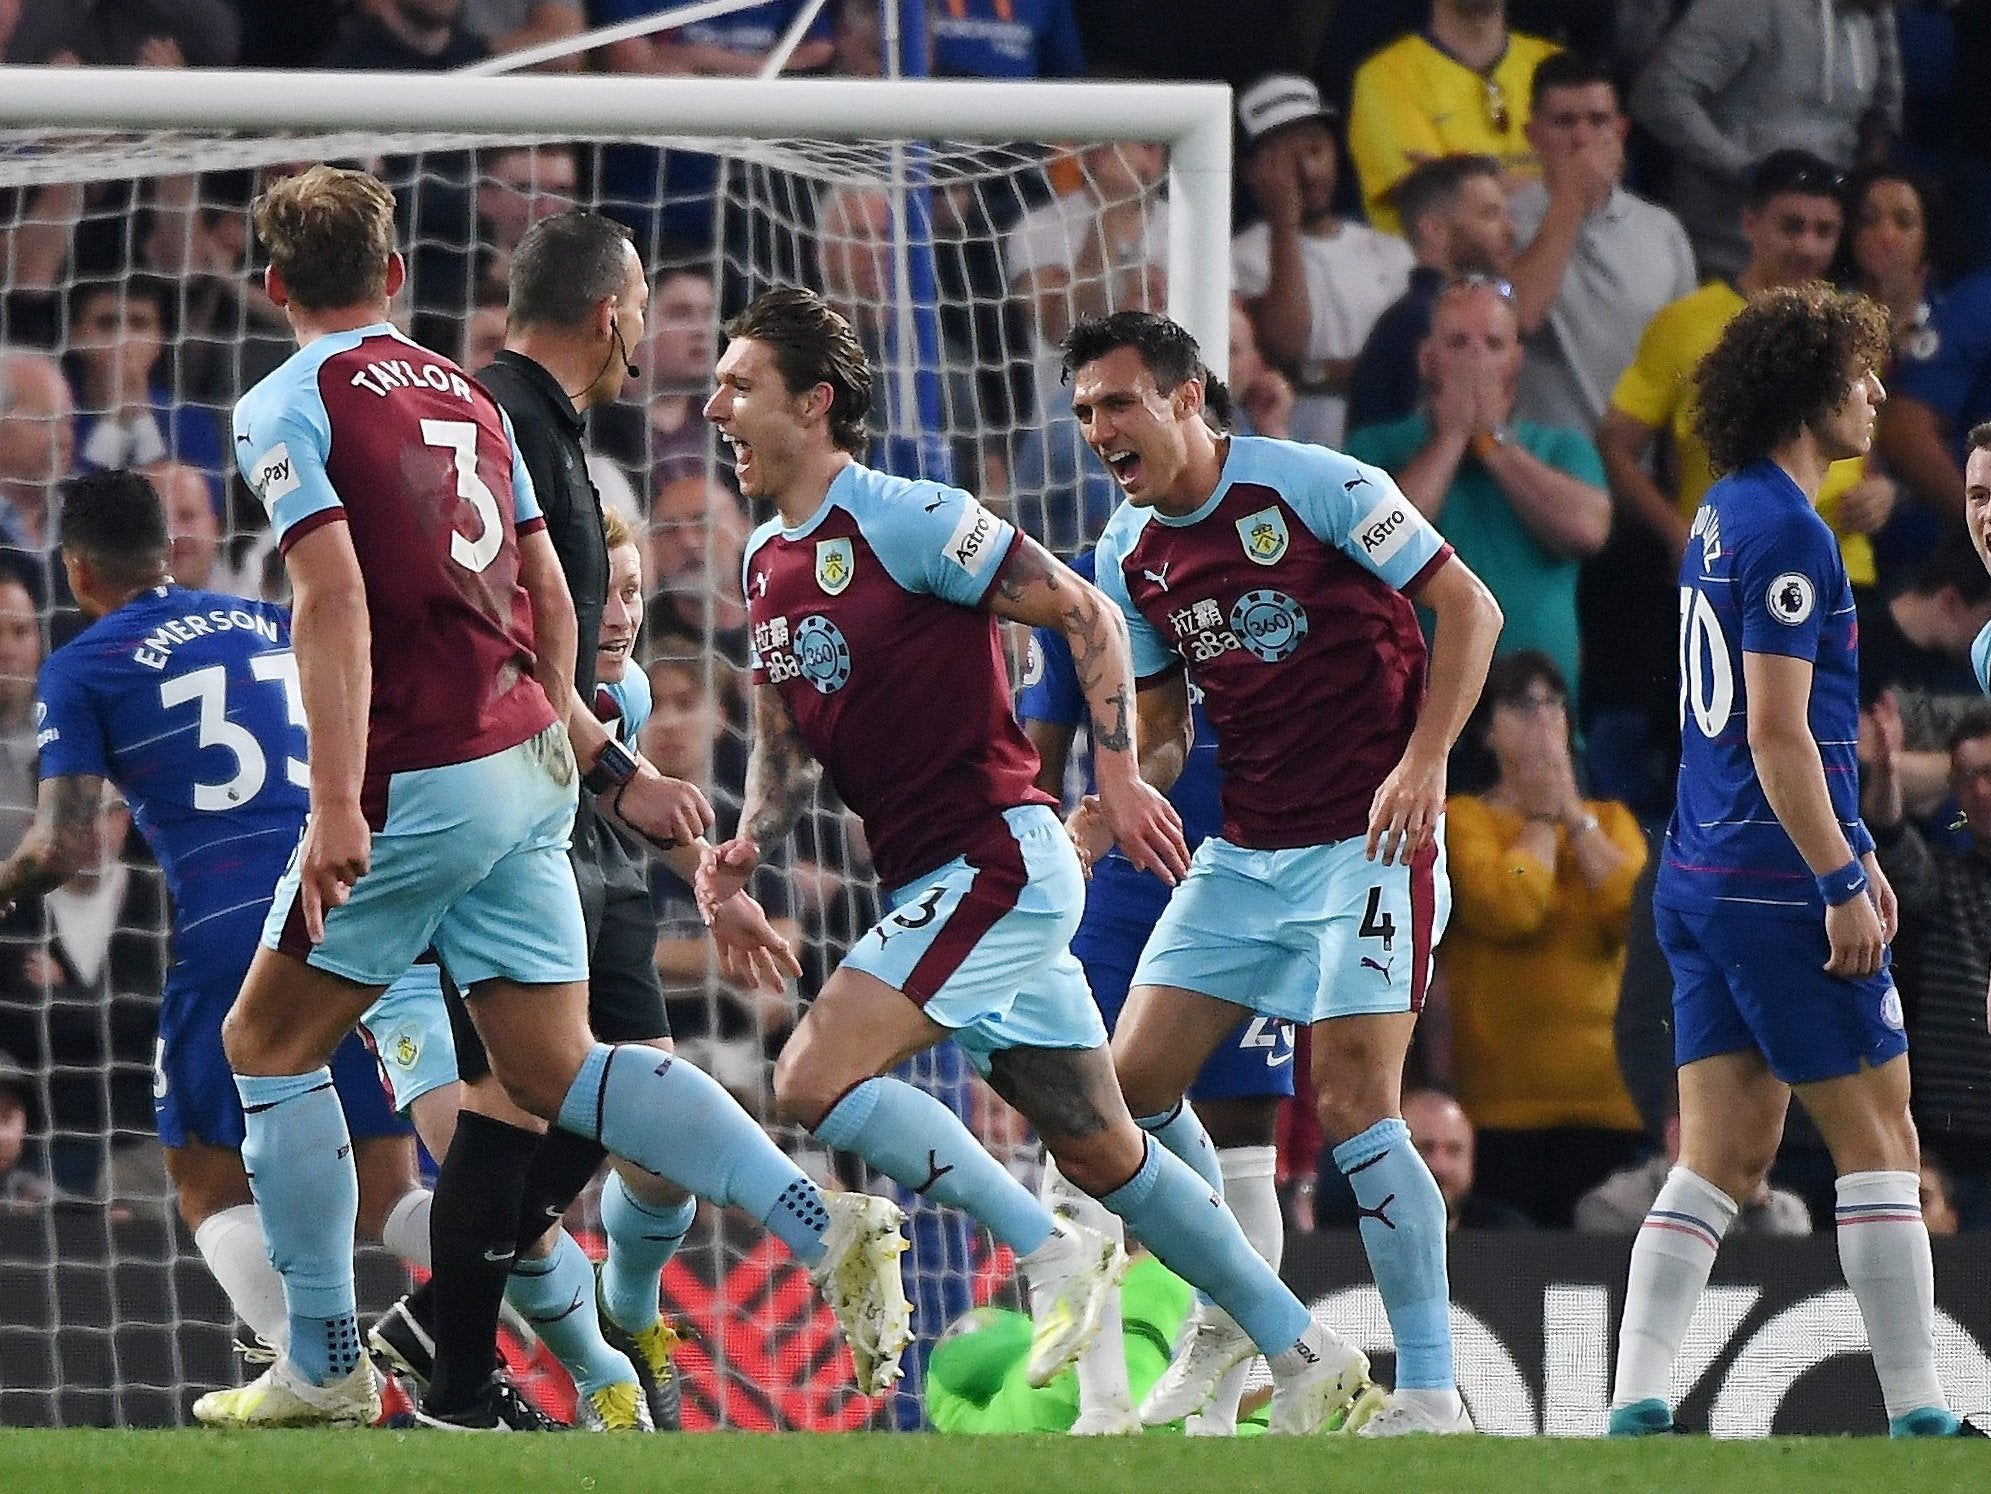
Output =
[
  {"x1": 1187, "y1": 1145, "x2": 1283, "y2": 1436},
  {"x1": 1836, "y1": 1170, "x2": 1946, "y2": 1419},
  {"x1": 1039, "y1": 1158, "x2": 1132, "y2": 1419},
  {"x1": 378, "y1": 1187, "x2": 433, "y2": 1270},
  {"x1": 193, "y1": 1203, "x2": 288, "y2": 1350},
  {"x1": 1611, "y1": 1167, "x2": 1736, "y2": 1409}
]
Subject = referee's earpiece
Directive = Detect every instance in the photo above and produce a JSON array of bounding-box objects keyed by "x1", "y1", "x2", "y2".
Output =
[{"x1": 610, "y1": 302, "x2": 640, "y2": 379}]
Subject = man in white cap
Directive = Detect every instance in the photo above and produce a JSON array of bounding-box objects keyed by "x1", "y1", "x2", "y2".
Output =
[{"x1": 1231, "y1": 73, "x2": 1414, "y2": 451}]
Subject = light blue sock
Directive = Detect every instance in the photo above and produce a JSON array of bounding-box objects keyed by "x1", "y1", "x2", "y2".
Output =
[
  {"x1": 1135, "y1": 1100, "x2": 1224, "y2": 1196},
  {"x1": 599, "y1": 1173, "x2": 697, "y2": 1334},
  {"x1": 505, "y1": 1231, "x2": 637, "y2": 1396},
  {"x1": 235, "y1": 1068, "x2": 361, "y2": 1385},
  {"x1": 1135, "y1": 1101, "x2": 1226, "y2": 1306},
  {"x1": 813, "y1": 1077, "x2": 1055, "y2": 1256},
  {"x1": 1334, "y1": 1117, "x2": 1454, "y2": 1390},
  {"x1": 1101, "y1": 1138, "x2": 1309, "y2": 1354},
  {"x1": 556, "y1": 1043, "x2": 829, "y2": 1265}
]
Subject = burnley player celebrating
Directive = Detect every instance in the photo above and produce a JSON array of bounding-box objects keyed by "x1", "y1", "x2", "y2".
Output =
[
  {"x1": 1609, "y1": 286, "x2": 1967, "y2": 1439},
  {"x1": 697, "y1": 287, "x2": 1375, "y2": 1434},
  {"x1": 201, "y1": 168, "x2": 909, "y2": 1430},
  {"x1": 1067, "y1": 311, "x2": 1503, "y2": 1437}
]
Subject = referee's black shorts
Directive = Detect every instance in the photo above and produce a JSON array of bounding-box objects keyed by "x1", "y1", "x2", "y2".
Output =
[{"x1": 447, "y1": 814, "x2": 668, "y2": 1085}]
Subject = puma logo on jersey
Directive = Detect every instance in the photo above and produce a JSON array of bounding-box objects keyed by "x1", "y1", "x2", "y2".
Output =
[
  {"x1": 751, "y1": 571, "x2": 769, "y2": 597},
  {"x1": 1360, "y1": 955, "x2": 1393, "y2": 983},
  {"x1": 1142, "y1": 563, "x2": 1172, "y2": 592},
  {"x1": 1343, "y1": 474, "x2": 1371, "y2": 492}
]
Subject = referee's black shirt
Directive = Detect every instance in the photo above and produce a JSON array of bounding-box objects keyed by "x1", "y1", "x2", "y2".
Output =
[
  {"x1": 477, "y1": 349, "x2": 647, "y2": 909},
  {"x1": 478, "y1": 350, "x2": 607, "y2": 703}
]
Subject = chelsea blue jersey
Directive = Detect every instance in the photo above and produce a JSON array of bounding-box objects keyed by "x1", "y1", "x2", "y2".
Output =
[
  {"x1": 1017, "y1": 549, "x2": 1223, "y2": 925},
  {"x1": 1656, "y1": 461, "x2": 1873, "y2": 919},
  {"x1": 34, "y1": 585, "x2": 307, "y2": 942}
]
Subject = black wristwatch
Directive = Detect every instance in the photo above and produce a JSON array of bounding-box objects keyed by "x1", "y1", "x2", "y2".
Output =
[{"x1": 582, "y1": 736, "x2": 640, "y2": 796}]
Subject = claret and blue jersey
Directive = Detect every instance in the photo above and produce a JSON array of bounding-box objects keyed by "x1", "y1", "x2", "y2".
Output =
[
  {"x1": 232, "y1": 321, "x2": 556, "y2": 805},
  {"x1": 742, "y1": 461, "x2": 1052, "y2": 891},
  {"x1": 1091, "y1": 434, "x2": 1451, "y2": 851},
  {"x1": 1658, "y1": 459, "x2": 1873, "y2": 919}
]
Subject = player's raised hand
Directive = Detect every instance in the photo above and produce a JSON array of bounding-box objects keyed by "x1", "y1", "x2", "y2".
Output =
[
  {"x1": 613, "y1": 760, "x2": 716, "y2": 849},
  {"x1": 708, "y1": 888, "x2": 804, "y2": 992},
  {"x1": 1824, "y1": 892, "x2": 1886, "y2": 978},
  {"x1": 1368, "y1": 747, "x2": 1447, "y2": 866},
  {"x1": 696, "y1": 837, "x2": 760, "y2": 924},
  {"x1": 1096, "y1": 777, "x2": 1189, "y2": 885},
  {"x1": 299, "y1": 801, "x2": 371, "y2": 944}
]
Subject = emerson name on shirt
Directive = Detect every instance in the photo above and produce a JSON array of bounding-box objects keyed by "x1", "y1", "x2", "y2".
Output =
[{"x1": 128, "y1": 605, "x2": 284, "y2": 672}]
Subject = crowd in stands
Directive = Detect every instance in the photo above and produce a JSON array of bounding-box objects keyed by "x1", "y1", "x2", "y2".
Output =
[{"x1": 2, "y1": 0, "x2": 1990, "y2": 1246}]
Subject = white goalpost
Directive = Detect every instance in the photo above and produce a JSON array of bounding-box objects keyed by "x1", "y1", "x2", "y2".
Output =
[
  {"x1": 0, "y1": 61, "x2": 1233, "y2": 1429},
  {"x1": 0, "y1": 68, "x2": 1233, "y2": 374}
]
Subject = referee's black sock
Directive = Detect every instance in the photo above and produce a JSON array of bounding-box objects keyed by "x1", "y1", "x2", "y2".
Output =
[
  {"x1": 511, "y1": 1128, "x2": 609, "y2": 1255},
  {"x1": 424, "y1": 1110, "x2": 543, "y2": 1415},
  {"x1": 397, "y1": 1132, "x2": 610, "y2": 1340}
]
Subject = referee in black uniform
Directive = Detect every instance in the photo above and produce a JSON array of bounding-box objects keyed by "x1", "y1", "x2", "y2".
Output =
[{"x1": 391, "y1": 212, "x2": 713, "y2": 1430}]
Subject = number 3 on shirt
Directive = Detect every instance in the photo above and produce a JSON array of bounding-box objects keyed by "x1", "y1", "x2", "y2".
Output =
[
  {"x1": 422, "y1": 418, "x2": 502, "y2": 574},
  {"x1": 159, "y1": 655, "x2": 307, "y2": 811}
]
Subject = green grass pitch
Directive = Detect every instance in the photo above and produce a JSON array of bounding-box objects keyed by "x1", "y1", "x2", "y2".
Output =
[{"x1": 0, "y1": 1430, "x2": 1984, "y2": 1494}]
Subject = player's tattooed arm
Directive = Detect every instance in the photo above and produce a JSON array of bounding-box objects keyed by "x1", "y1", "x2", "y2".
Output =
[
  {"x1": 740, "y1": 681, "x2": 822, "y2": 857},
  {"x1": 0, "y1": 774, "x2": 106, "y2": 911},
  {"x1": 698, "y1": 682, "x2": 823, "y2": 922},
  {"x1": 989, "y1": 537, "x2": 1135, "y2": 757},
  {"x1": 989, "y1": 537, "x2": 1189, "y2": 883}
]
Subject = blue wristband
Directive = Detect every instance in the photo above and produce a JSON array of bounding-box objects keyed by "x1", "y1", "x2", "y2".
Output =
[{"x1": 1817, "y1": 860, "x2": 1869, "y2": 907}]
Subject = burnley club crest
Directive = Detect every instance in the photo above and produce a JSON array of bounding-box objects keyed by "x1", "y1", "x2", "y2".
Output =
[
  {"x1": 1236, "y1": 506, "x2": 1289, "y2": 566},
  {"x1": 816, "y1": 537, "x2": 854, "y2": 596}
]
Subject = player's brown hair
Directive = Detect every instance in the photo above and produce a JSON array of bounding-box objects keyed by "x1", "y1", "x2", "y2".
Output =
[
  {"x1": 252, "y1": 165, "x2": 397, "y2": 312},
  {"x1": 1693, "y1": 284, "x2": 1890, "y2": 476},
  {"x1": 723, "y1": 286, "x2": 873, "y2": 454},
  {"x1": 1966, "y1": 419, "x2": 1991, "y2": 454}
]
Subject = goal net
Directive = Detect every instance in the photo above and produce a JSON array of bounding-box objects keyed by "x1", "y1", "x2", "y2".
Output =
[{"x1": 0, "y1": 69, "x2": 1230, "y2": 1428}]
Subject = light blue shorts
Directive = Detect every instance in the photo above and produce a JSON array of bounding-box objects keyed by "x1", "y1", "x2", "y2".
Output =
[
  {"x1": 1131, "y1": 829, "x2": 1451, "y2": 1026},
  {"x1": 263, "y1": 726, "x2": 590, "y2": 990},
  {"x1": 843, "y1": 804, "x2": 1107, "y2": 1072},
  {"x1": 359, "y1": 961, "x2": 461, "y2": 1113}
]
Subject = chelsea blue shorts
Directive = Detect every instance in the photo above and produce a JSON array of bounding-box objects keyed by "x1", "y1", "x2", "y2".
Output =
[
  {"x1": 1660, "y1": 903, "x2": 1908, "y2": 1084},
  {"x1": 154, "y1": 904, "x2": 408, "y2": 1150},
  {"x1": 1073, "y1": 909, "x2": 1295, "y2": 1100}
]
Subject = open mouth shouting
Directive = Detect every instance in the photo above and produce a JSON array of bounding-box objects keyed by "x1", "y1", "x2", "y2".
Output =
[{"x1": 1100, "y1": 445, "x2": 1143, "y2": 490}]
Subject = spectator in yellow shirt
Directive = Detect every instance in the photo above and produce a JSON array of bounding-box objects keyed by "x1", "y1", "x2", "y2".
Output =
[
  {"x1": 1438, "y1": 650, "x2": 1647, "y2": 1226},
  {"x1": 1599, "y1": 149, "x2": 1889, "y2": 585},
  {"x1": 1348, "y1": 0, "x2": 1560, "y2": 234}
]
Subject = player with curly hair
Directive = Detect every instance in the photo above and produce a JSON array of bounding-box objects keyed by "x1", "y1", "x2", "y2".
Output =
[{"x1": 1608, "y1": 284, "x2": 1970, "y2": 1438}]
